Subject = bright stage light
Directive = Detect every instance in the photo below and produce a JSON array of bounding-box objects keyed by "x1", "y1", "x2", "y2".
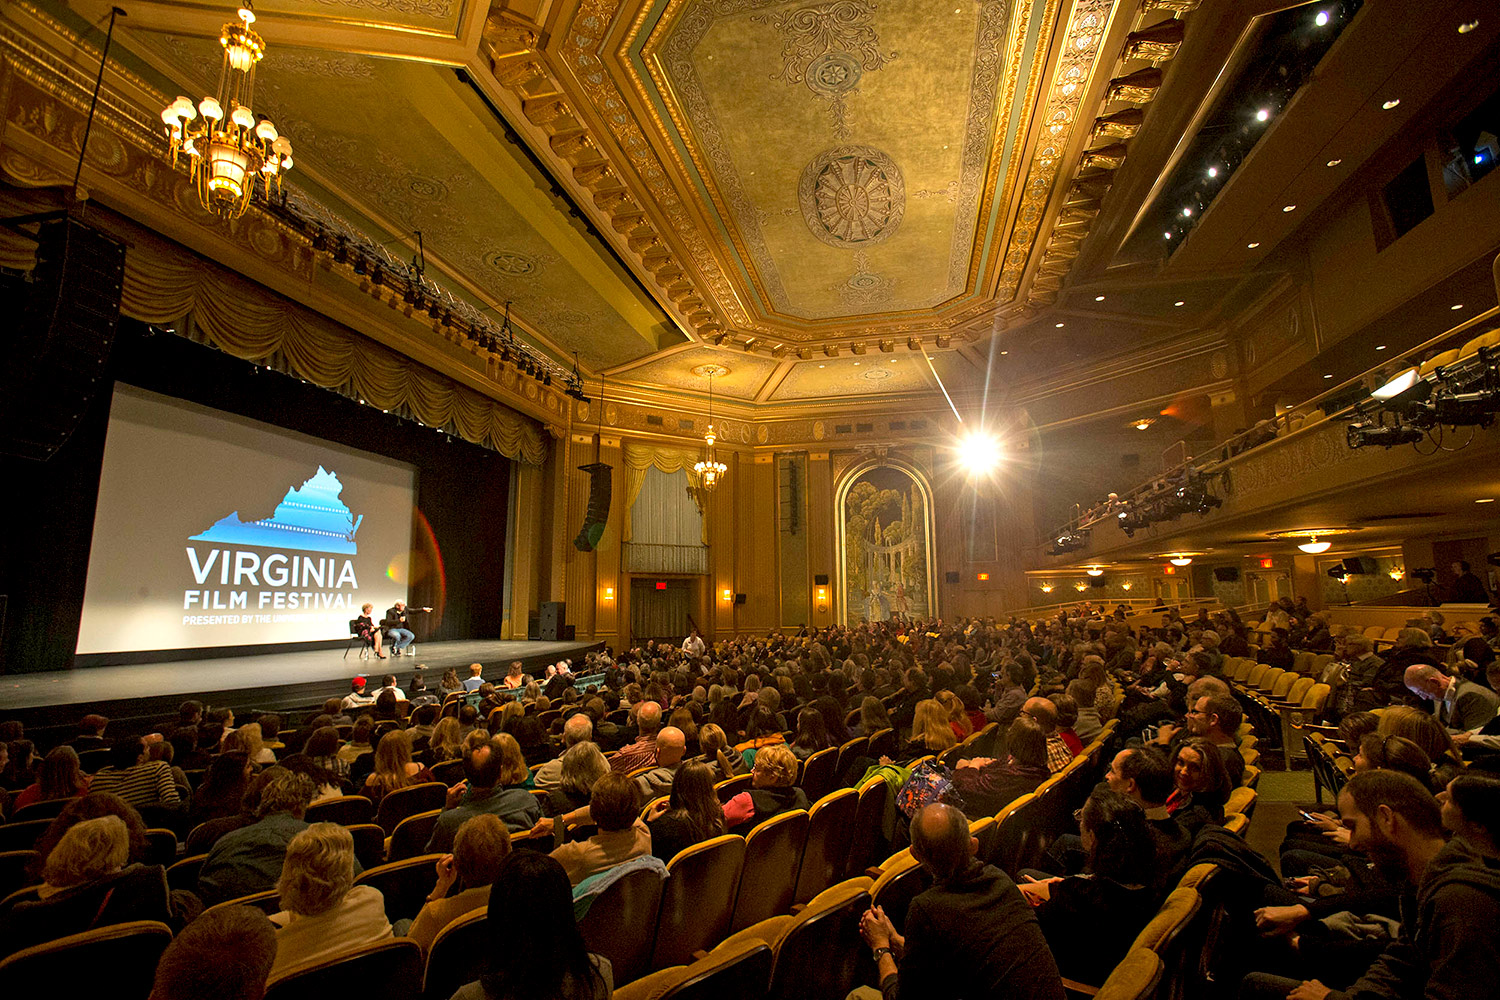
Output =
[{"x1": 957, "y1": 429, "x2": 1002, "y2": 476}]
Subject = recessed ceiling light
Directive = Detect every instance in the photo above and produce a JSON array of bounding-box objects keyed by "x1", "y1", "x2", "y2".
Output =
[
  {"x1": 1174, "y1": 301, "x2": 1185, "y2": 307},
  {"x1": 1247, "y1": 242, "x2": 1261, "y2": 249},
  {"x1": 1164, "y1": 231, "x2": 1173, "y2": 239},
  {"x1": 1256, "y1": 108, "x2": 1271, "y2": 122},
  {"x1": 817, "y1": 364, "x2": 825, "y2": 368},
  {"x1": 889, "y1": 358, "x2": 897, "y2": 363},
  {"x1": 1451, "y1": 303, "x2": 1464, "y2": 310},
  {"x1": 999, "y1": 350, "x2": 1009, "y2": 356},
  {"x1": 1094, "y1": 295, "x2": 1106, "y2": 301},
  {"x1": 1322, "y1": 373, "x2": 1334, "y2": 379},
  {"x1": 1459, "y1": 20, "x2": 1479, "y2": 33},
  {"x1": 1183, "y1": 207, "x2": 1193, "y2": 217},
  {"x1": 853, "y1": 361, "x2": 860, "y2": 366},
  {"x1": 1055, "y1": 322, "x2": 1066, "y2": 328},
  {"x1": 1283, "y1": 204, "x2": 1297, "y2": 212},
  {"x1": 1375, "y1": 344, "x2": 1387, "y2": 351},
  {"x1": 1326, "y1": 158, "x2": 1342, "y2": 167},
  {"x1": 1476, "y1": 498, "x2": 1495, "y2": 504},
  {"x1": 1207, "y1": 166, "x2": 1219, "y2": 178},
  {"x1": 1382, "y1": 99, "x2": 1401, "y2": 110},
  {"x1": 1315, "y1": 10, "x2": 1330, "y2": 26}
]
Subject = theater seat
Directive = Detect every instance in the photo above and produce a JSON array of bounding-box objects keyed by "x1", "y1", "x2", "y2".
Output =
[
  {"x1": 374, "y1": 782, "x2": 447, "y2": 836},
  {"x1": 796, "y1": 747, "x2": 837, "y2": 803},
  {"x1": 579, "y1": 864, "x2": 664, "y2": 986},
  {"x1": 354, "y1": 854, "x2": 446, "y2": 923},
  {"x1": 1093, "y1": 948, "x2": 1163, "y2": 1000},
  {"x1": 164, "y1": 852, "x2": 208, "y2": 893},
  {"x1": 346, "y1": 823, "x2": 387, "y2": 871},
  {"x1": 652, "y1": 834, "x2": 746, "y2": 970},
  {"x1": 421, "y1": 910, "x2": 487, "y2": 999},
  {"x1": 0, "y1": 919, "x2": 172, "y2": 1000},
  {"x1": 264, "y1": 938, "x2": 423, "y2": 1000},
  {"x1": 200, "y1": 888, "x2": 281, "y2": 919},
  {"x1": 715, "y1": 877, "x2": 874, "y2": 1000},
  {"x1": 386, "y1": 809, "x2": 441, "y2": 863},
  {"x1": 793, "y1": 788, "x2": 857, "y2": 905},
  {"x1": 842, "y1": 777, "x2": 891, "y2": 879},
  {"x1": 868, "y1": 853, "x2": 929, "y2": 933},
  {"x1": 304, "y1": 795, "x2": 375, "y2": 827},
  {"x1": 730, "y1": 809, "x2": 808, "y2": 932}
]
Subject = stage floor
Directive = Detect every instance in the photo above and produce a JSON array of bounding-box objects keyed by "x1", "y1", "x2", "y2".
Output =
[{"x1": 1, "y1": 638, "x2": 602, "y2": 740}]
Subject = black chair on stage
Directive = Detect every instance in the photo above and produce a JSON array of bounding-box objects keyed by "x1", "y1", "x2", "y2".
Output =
[{"x1": 345, "y1": 619, "x2": 375, "y2": 660}]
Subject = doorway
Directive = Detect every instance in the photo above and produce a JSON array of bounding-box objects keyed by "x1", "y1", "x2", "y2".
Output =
[
  {"x1": 630, "y1": 578, "x2": 693, "y2": 643},
  {"x1": 1247, "y1": 571, "x2": 1291, "y2": 609}
]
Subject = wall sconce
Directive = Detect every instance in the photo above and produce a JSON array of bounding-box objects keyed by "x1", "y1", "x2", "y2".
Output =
[
  {"x1": 816, "y1": 586, "x2": 828, "y2": 600},
  {"x1": 603, "y1": 587, "x2": 614, "y2": 601},
  {"x1": 1121, "y1": 581, "x2": 1132, "y2": 591},
  {"x1": 1040, "y1": 583, "x2": 1053, "y2": 593},
  {"x1": 1389, "y1": 568, "x2": 1405, "y2": 581},
  {"x1": 721, "y1": 588, "x2": 733, "y2": 602},
  {"x1": 1074, "y1": 582, "x2": 1088, "y2": 592},
  {"x1": 976, "y1": 572, "x2": 990, "y2": 582}
]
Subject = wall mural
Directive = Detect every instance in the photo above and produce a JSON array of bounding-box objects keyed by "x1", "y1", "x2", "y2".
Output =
[{"x1": 839, "y1": 464, "x2": 934, "y2": 623}]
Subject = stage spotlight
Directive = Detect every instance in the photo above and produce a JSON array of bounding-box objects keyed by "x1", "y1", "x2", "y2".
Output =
[
  {"x1": 957, "y1": 429, "x2": 1002, "y2": 476},
  {"x1": 1346, "y1": 420, "x2": 1423, "y2": 449}
]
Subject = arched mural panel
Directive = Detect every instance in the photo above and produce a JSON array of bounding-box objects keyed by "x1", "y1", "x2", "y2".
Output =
[{"x1": 836, "y1": 461, "x2": 937, "y2": 624}]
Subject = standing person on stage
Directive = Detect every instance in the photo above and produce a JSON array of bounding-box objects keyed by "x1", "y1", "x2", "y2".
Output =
[
  {"x1": 384, "y1": 601, "x2": 416, "y2": 656},
  {"x1": 354, "y1": 603, "x2": 385, "y2": 659},
  {"x1": 682, "y1": 628, "x2": 706, "y2": 657}
]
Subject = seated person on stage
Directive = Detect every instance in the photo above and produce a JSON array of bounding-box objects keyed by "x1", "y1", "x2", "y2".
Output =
[
  {"x1": 425, "y1": 734, "x2": 540, "y2": 852},
  {"x1": 383, "y1": 601, "x2": 417, "y2": 656},
  {"x1": 353, "y1": 603, "x2": 385, "y2": 658},
  {"x1": 858, "y1": 802, "x2": 1065, "y2": 1000}
]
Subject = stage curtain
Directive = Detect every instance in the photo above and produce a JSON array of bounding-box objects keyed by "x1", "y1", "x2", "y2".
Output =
[
  {"x1": 626, "y1": 466, "x2": 707, "y2": 574},
  {"x1": 0, "y1": 186, "x2": 548, "y2": 466},
  {"x1": 621, "y1": 443, "x2": 711, "y2": 544}
]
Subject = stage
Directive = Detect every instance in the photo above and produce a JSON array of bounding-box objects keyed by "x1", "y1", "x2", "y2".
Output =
[{"x1": 1, "y1": 637, "x2": 602, "y2": 744}]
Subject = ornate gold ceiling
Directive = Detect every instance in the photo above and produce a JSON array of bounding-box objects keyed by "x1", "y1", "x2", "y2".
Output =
[{"x1": 39, "y1": 0, "x2": 1197, "y2": 405}]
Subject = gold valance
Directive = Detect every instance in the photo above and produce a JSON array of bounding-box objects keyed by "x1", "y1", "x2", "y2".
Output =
[
  {"x1": 0, "y1": 185, "x2": 548, "y2": 465},
  {"x1": 622, "y1": 442, "x2": 705, "y2": 543}
]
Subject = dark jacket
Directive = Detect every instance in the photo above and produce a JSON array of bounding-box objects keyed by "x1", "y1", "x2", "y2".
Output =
[
  {"x1": 882, "y1": 859, "x2": 1065, "y2": 1000},
  {"x1": 1344, "y1": 838, "x2": 1500, "y2": 1000},
  {"x1": 1033, "y1": 875, "x2": 1156, "y2": 986},
  {"x1": 948, "y1": 760, "x2": 1048, "y2": 821},
  {"x1": 0, "y1": 864, "x2": 177, "y2": 957}
]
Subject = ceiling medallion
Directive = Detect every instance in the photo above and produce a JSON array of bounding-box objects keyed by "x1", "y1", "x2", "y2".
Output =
[
  {"x1": 487, "y1": 250, "x2": 538, "y2": 276},
  {"x1": 798, "y1": 145, "x2": 905, "y2": 248},
  {"x1": 862, "y1": 367, "x2": 892, "y2": 380},
  {"x1": 691, "y1": 363, "x2": 731, "y2": 378}
]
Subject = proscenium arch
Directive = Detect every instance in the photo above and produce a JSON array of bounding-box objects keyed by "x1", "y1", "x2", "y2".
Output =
[{"x1": 834, "y1": 457, "x2": 939, "y2": 626}]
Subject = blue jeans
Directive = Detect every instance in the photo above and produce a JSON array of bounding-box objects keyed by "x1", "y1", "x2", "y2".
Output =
[{"x1": 386, "y1": 628, "x2": 415, "y2": 651}]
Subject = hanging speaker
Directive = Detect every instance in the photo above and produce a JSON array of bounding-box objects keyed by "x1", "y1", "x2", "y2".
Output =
[
  {"x1": 3, "y1": 217, "x2": 126, "y2": 461},
  {"x1": 573, "y1": 462, "x2": 613, "y2": 551}
]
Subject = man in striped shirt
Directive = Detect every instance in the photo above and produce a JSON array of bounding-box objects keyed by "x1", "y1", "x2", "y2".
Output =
[{"x1": 88, "y1": 736, "x2": 181, "y2": 810}]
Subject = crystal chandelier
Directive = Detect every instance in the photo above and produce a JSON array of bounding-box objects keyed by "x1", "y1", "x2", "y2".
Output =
[
  {"x1": 160, "y1": 3, "x2": 292, "y2": 219},
  {"x1": 690, "y1": 371, "x2": 728, "y2": 513}
]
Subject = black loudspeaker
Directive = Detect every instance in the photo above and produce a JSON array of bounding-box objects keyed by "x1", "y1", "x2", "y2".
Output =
[
  {"x1": 1341, "y1": 556, "x2": 1380, "y2": 576},
  {"x1": 573, "y1": 462, "x2": 613, "y2": 552},
  {"x1": 814, "y1": 573, "x2": 829, "y2": 585},
  {"x1": 944, "y1": 571, "x2": 960, "y2": 584},
  {"x1": 1213, "y1": 566, "x2": 1241, "y2": 582},
  {"x1": 4, "y1": 218, "x2": 126, "y2": 461},
  {"x1": 734, "y1": 593, "x2": 746, "y2": 605},
  {"x1": 539, "y1": 601, "x2": 566, "y2": 641}
]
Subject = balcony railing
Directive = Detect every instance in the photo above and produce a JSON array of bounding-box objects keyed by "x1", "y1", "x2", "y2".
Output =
[{"x1": 624, "y1": 542, "x2": 708, "y2": 576}]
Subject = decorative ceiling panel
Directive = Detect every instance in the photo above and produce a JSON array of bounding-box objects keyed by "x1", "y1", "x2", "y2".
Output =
[
  {"x1": 613, "y1": 345, "x2": 781, "y2": 398},
  {"x1": 768, "y1": 351, "x2": 975, "y2": 399}
]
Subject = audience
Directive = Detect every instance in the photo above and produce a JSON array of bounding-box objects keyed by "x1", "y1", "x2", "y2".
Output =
[
  {"x1": 88, "y1": 736, "x2": 182, "y2": 811},
  {"x1": 268, "y1": 822, "x2": 392, "y2": 980},
  {"x1": 452, "y1": 852, "x2": 612, "y2": 1000},
  {"x1": 425, "y1": 734, "x2": 540, "y2": 853},
  {"x1": 645, "y1": 761, "x2": 725, "y2": 864},
  {"x1": 148, "y1": 905, "x2": 277, "y2": 1000},
  {"x1": 12, "y1": 745, "x2": 90, "y2": 811},
  {"x1": 197, "y1": 769, "x2": 318, "y2": 905},
  {"x1": 406, "y1": 813, "x2": 512, "y2": 954},
  {"x1": 550, "y1": 772, "x2": 651, "y2": 885},
  {"x1": 723, "y1": 744, "x2": 807, "y2": 831}
]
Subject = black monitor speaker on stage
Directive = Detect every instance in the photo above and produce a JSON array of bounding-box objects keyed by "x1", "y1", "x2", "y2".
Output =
[
  {"x1": 539, "y1": 601, "x2": 566, "y2": 641},
  {"x1": 4, "y1": 217, "x2": 127, "y2": 461}
]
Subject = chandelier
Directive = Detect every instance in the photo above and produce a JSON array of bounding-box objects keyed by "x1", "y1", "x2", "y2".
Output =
[
  {"x1": 689, "y1": 369, "x2": 728, "y2": 514},
  {"x1": 160, "y1": 3, "x2": 292, "y2": 219}
]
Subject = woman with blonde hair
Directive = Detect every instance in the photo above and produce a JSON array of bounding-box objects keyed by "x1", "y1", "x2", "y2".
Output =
[
  {"x1": 1377, "y1": 705, "x2": 1463, "y2": 771},
  {"x1": 856, "y1": 696, "x2": 892, "y2": 738},
  {"x1": 426, "y1": 717, "x2": 464, "y2": 764},
  {"x1": 723, "y1": 744, "x2": 806, "y2": 831},
  {"x1": 269, "y1": 822, "x2": 392, "y2": 980},
  {"x1": 901, "y1": 698, "x2": 958, "y2": 759},
  {"x1": 362, "y1": 730, "x2": 431, "y2": 805},
  {"x1": 0, "y1": 814, "x2": 174, "y2": 955},
  {"x1": 694, "y1": 723, "x2": 741, "y2": 778},
  {"x1": 225, "y1": 722, "x2": 277, "y2": 766},
  {"x1": 935, "y1": 689, "x2": 973, "y2": 740}
]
